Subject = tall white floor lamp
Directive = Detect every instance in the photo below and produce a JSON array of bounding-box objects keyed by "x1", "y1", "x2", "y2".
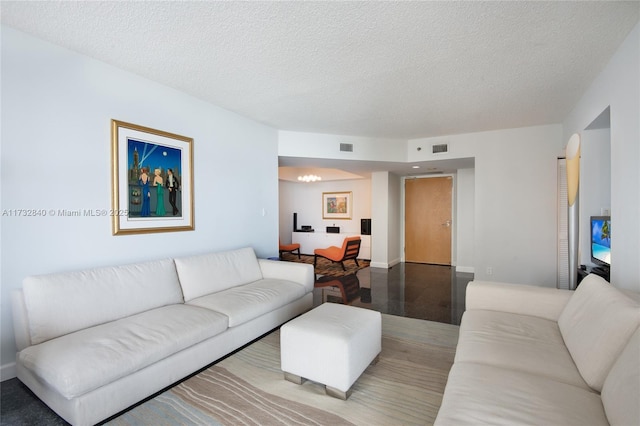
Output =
[{"x1": 566, "y1": 133, "x2": 581, "y2": 290}]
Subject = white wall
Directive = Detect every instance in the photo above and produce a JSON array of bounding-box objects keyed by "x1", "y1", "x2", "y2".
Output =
[
  {"x1": 387, "y1": 172, "x2": 402, "y2": 267},
  {"x1": 456, "y1": 168, "x2": 475, "y2": 272},
  {"x1": 369, "y1": 171, "x2": 402, "y2": 268},
  {"x1": 370, "y1": 172, "x2": 391, "y2": 267},
  {"x1": 474, "y1": 127, "x2": 563, "y2": 286},
  {"x1": 278, "y1": 178, "x2": 371, "y2": 244},
  {"x1": 1, "y1": 28, "x2": 280, "y2": 376},
  {"x1": 580, "y1": 128, "x2": 611, "y2": 266},
  {"x1": 563, "y1": 23, "x2": 639, "y2": 291},
  {"x1": 279, "y1": 130, "x2": 407, "y2": 162}
]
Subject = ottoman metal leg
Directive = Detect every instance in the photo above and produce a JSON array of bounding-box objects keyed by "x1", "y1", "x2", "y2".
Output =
[
  {"x1": 284, "y1": 372, "x2": 305, "y2": 385},
  {"x1": 326, "y1": 385, "x2": 352, "y2": 400}
]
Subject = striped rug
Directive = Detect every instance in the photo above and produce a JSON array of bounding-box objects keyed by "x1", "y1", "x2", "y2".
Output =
[{"x1": 106, "y1": 314, "x2": 459, "y2": 426}]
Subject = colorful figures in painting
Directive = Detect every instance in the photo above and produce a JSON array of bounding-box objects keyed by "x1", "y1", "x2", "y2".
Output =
[
  {"x1": 139, "y1": 167, "x2": 151, "y2": 217},
  {"x1": 166, "y1": 168, "x2": 180, "y2": 216},
  {"x1": 154, "y1": 168, "x2": 165, "y2": 217}
]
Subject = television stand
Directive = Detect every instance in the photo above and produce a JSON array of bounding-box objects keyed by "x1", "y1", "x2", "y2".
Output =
[
  {"x1": 577, "y1": 265, "x2": 610, "y2": 286},
  {"x1": 591, "y1": 266, "x2": 609, "y2": 276}
]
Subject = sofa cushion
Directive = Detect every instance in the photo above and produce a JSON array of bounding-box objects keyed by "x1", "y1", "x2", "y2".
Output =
[
  {"x1": 465, "y1": 281, "x2": 573, "y2": 321},
  {"x1": 455, "y1": 310, "x2": 589, "y2": 389},
  {"x1": 601, "y1": 327, "x2": 640, "y2": 426},
  {"x1": 187, "y1": 278, "x2": 307, "y2": 327},
  {"x1": 558, "y1": 274, "x2": 640, "y2": 391},
  {"x1": 175, "y1": 247, "x2": 263, "y2": 302},
  {"x1": 19, "y1": 304, "x2": 228, "y2": 399},
  {"x1": 23, "y1": 258, "x2": 183, "y2": 345},
  {"x1": 435, "y1": 362, "x2": 608, "y2": 426}
]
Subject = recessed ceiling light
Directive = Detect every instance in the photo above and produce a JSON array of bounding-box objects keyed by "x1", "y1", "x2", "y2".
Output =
[{"x1": 412, "y1": 165, "x2": 420, "y2": 169}]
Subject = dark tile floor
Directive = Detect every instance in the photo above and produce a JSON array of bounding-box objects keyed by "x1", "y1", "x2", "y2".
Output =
[
  {"x1": 0, "y1": 263, "x2": 472, "y2": 425},
  {"x1": 314, "y1": 262, "x2": 472, "y2": 326}
]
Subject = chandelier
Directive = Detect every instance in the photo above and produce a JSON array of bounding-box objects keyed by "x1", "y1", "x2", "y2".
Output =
[{"x1": 297, "y1": 175, "x2": 322, "y2": 182}]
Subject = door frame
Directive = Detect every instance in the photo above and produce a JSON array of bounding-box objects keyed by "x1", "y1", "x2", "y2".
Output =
[{"x1": 401, "y1": 173, "x2": 457, "y2": 265}]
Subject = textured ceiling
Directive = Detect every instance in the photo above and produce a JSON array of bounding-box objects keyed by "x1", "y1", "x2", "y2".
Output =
[{"x1": 2, "y1": 1, "x2": 638, "y2": 141}]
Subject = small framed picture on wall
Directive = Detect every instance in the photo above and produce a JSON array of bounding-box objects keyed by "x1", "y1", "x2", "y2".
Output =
[{"x1": 322, "y1": 191, "x2": 352, "y2": 220}]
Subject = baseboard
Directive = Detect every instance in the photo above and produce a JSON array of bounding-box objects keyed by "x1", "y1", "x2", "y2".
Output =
[
  {"x1": 371, "y1": 260, "x2": 468, "y2": 271},
  {"x1": 389, "y1": 258, "x2": 401, "y2": 267},
  {"x1": 368, "y1": 258, "x2": 402, "y2": 269},
  {"x1": 456, "y1": 266, "x2": 475, "y2": 274},
  {"x1": 1, "y1": 362, "x2": 17, "y2": 381}
]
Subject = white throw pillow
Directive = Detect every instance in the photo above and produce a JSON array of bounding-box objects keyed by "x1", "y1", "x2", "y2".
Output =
[{"x1": 558, "y1": 274, "x2": 640, "y2": 391}]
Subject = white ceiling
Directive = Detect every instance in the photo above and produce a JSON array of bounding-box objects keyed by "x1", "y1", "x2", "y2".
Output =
[{"x1": 2, "y1": 1, "x2": 638, "y2": 178}]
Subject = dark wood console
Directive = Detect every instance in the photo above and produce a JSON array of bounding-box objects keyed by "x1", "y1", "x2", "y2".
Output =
[{"x1": 577, "y1": 265, "x2": 610, "y2": 285}]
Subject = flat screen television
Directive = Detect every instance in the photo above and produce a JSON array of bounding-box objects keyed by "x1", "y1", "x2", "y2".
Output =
[{"x1": 590, "y1": 216, "x2": 611, "y2": 272}]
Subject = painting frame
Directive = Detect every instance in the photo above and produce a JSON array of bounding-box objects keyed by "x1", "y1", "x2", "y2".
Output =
[
  {"x1": 111, "y1": 119, "x2": 194, "y2": 235},
  {"x1": 322, "y1": 191, "x2": 352, "y2": 220}
]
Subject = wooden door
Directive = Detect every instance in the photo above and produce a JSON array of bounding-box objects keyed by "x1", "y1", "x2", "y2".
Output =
[{"x1": 405, "y1": 176, "x2": 452, "y2": 264}]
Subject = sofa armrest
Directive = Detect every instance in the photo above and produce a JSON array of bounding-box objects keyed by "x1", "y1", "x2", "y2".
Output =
[
  {"x1": 258, "y1": 259, "x2": 314, "y2": 293},
  {"x1": 12, "y1": 289, "x2": 32, "y2": 351},
  {"x1": 466, "y1": 281, "x2": 574, "y2": 321}
]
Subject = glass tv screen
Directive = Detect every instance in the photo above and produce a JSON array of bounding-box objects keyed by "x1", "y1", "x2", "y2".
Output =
[{"x1": 591, "y1": 217, "x2": 611, "y2": 267}]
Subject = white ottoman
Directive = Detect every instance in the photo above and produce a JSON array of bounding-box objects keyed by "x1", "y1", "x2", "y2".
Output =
[{"x1": 280, "y1": 303, "x2": 382, "y2": 399}]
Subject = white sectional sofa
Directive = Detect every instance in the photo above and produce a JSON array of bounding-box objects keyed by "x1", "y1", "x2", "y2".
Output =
[
  {"x1": 11, "y1": 247, "x2": 314, "y2": 426},
  {"x1": 436, "y1": 274, "x2": 640, "y2": 426}
]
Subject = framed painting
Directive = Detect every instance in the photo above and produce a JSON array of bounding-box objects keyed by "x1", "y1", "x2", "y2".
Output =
[
  {"x1": 322, "y1": 191, "x2": 352, "y2": 220},
  {"x1": 111, "y1": 120, "x2": 194, "y2": 235}
]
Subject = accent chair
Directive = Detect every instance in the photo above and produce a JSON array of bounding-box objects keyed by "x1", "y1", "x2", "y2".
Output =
[{"x1": 314, "y1": 236, "x2": 361, "y2": 271}]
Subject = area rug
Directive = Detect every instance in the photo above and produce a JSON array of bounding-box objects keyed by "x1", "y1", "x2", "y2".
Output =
[
  {"x1": 106, "y1": 314, "x2": 459, "y2": 426},
  {"x1": 280, "y1": 253, "x2": 370, "y2": 277}
]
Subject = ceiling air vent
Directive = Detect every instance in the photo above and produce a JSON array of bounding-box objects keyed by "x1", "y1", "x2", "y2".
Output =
[
  {"x1": 340, "y1": 143, "x2": 354, "y2": 152},
  {"x1": 432, "y1": 143, "x2": 448, "y2": 154}
]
